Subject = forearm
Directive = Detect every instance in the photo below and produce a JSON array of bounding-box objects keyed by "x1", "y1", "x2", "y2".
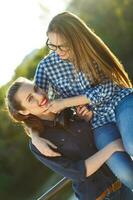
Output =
[
  {"x1": 62, "y1": 95, "x2": 91, "y2": 108},
  {"x1": 85, "y1": 144, "x2": 115, "y2": 176},
  {"x1": 30, "y1": 131, "x2": 39, "y2": 142}
]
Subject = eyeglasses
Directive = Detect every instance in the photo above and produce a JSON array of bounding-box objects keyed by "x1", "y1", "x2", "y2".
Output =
[{"x1": 46, "y1": 39, "x2": 69, "y2": 52}]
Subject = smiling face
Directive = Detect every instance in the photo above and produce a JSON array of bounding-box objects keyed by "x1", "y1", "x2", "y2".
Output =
[
  {"x1": 14, "y1": 81, "x2": 53, "y2": 119},
  {"x1": 47, "y1": 32, "x2": 72, "y2": 60}
]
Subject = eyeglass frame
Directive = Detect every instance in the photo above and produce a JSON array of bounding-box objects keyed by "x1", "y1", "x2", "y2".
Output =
[{"x1": 46, "y1": 39, "x2": 70, "y2": 52}]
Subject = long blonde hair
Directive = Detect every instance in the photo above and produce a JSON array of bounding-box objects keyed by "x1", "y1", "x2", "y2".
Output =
[{"x1": 47, "y1": 12, "x2": 132, "y2": 88}]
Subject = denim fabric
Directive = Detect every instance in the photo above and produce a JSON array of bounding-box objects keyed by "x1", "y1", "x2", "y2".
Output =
[
  {"x1": 94, "y1": 94, "x2": 133, "y2": 190},
  {"x1": 115, "y1": 93, "x2": 133, "y2": 156}
]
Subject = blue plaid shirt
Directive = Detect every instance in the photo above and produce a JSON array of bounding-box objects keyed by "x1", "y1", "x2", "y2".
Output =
[{"x1": 34, "y1": 51, "x2": 133, "y2": 129}]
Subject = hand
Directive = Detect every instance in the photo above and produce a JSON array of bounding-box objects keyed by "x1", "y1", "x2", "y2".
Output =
[
  {"x1": 47, "y1": 99, "x2": 66, "y2": 114},
  {"x1": 32, "y1": 135, "x2": 61, "y2": 157},
  {"x1": 76, "y1": 105, "x2": 93, "y2": 121},
  {"x1": 110, "y1": 139, "x2": 125, "y2": 153}
]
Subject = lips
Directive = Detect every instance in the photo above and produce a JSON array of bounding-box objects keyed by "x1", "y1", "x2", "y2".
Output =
[
  {"x1": 60, "y1": 54, "x2": 66, "y2": 57},
  {"x1": 59, "y1": 52, "x2": 66, "y2": 57},
  {"x1": 39, "y1": 97, "x2": 48, "y2": 107}
]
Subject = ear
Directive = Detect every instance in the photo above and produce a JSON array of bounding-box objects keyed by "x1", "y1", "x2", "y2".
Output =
[{"x1": 18, "y1": 110, "x2": 30, "y2": 115}]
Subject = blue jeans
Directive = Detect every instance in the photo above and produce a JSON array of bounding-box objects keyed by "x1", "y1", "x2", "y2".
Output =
[{"x1": 93, "y1": 94, "x2": 133, "y2": 190}]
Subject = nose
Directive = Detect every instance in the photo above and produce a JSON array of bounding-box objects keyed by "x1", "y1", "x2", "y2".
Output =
[
  {"x1": 56, "y1": 48, "x2": 62, "y2": 55},
  {"x1": 33, "y1": 92, "x2": 42, "y2": 103}
]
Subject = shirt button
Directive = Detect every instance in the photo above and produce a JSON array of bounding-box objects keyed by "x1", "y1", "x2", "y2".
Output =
[
  {"x1": 78, "y1": 129, "x2": 81, "y2": 133},
  {"x1": 61, "y1": 138, "x2": 65, "y2": 142}
]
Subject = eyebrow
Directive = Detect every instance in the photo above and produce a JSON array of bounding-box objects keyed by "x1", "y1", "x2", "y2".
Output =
[{"x1": 26, "y1": 93, "x2": 32, "y2": 102}]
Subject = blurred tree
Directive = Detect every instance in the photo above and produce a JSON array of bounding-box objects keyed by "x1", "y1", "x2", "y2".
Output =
[{"x1": 0, "y1": 47, "x2": 53, "y2": 200}]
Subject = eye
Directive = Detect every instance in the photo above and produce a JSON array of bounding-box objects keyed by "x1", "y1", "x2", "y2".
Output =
[{"x1": 28, "y1": 95, "x2": 33, "y2": 102}]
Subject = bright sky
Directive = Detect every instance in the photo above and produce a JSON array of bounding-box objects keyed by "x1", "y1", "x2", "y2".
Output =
[{"x1": 0, "y1": 0, "x2": 71, "y2": 86}]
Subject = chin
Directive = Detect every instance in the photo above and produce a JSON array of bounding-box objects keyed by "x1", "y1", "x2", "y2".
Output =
[{"x1": 59, "y1": 55, "x2": 68, "y2": 60}]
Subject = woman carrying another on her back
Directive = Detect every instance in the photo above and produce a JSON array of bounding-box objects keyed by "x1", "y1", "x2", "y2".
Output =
[
  {"x1": 34, "y1": 12, "x2": 133, "y2": 190},
  {"x1": 6, "y1": 77, "x2": 129, "y2": 200}
]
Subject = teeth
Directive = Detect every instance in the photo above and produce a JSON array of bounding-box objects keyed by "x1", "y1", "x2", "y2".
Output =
[{"x1": 40, "y1": 99, "x2": 47, "y2": 106}]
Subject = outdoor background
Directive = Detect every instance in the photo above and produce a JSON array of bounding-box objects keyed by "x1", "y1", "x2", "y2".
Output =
[{"x1": 0, "y1": 0, "x2": 133, "y2": 199}]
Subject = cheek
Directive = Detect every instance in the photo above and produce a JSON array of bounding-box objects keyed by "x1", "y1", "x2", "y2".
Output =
[
  {"x1": 64, "y1": 51, "x2": 72, "y2": 61},
  {"x1": 27, "y1": 103, "x2": 39, "y2": 112},
  {"x1": 65, "y1": 51, "x2": 70, "y2": 57},
  {"x1": 31, "y1": 107, "x2": 42, "y2": 115},
  {"x1": 62, "y1": 51, "x2": 70, "y2": 59}
]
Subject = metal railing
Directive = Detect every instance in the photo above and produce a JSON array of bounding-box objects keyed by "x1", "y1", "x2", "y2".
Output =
[{"x1": 37, "y1": 177, "x2": 70, "y2": 200}]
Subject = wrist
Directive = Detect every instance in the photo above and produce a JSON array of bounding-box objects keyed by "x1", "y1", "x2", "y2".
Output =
[
  {"x1": 31, "y1": 132, "x2": 39, "y2": 141},
  {"x1": 108, "y1": 143, "x2": 116, "y2": 155},
  {"x1": 62, "y1": 95, "x2": 90, "y2": 108}
]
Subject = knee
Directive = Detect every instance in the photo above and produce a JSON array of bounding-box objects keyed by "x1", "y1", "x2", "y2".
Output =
[
  {"x1": 120, "y1": 170, "x2": 133, "y2": 190},
  {"x1": 124, "y1": 142, "x2": 133, "y2": 156}
]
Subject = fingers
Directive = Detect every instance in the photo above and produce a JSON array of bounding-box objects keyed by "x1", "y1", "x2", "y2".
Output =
[
  {"x1": 44, "y1": 149, "x2": 61, "y2": 157},
  {"x1": 114, "y1": 138, "x2": 122, "y2": 145},
  {"x1": 33, "y1": 137, "x2": 61, "y2": 157},
  {"x1": 77, "y1": 106, "x2": 91, "y2": 115},
  {"x1": 117, "y1": 139, "x2": 125, "y2": 150},
  {"x1": 85, "y1": 112, "x2": 93, "y2": 121},
  {"x1": 77, "y1": 106, "x2": 87, "y2": 115},
  {"x1": 76, "y1": 106, "x2": 81, "y2": 113},
  {"x1": 46, "y1": 139, "x2": 58, "y2": 149},
  {"x1": 81, "y1": 110, "x2": 91, "y2": 117},
  {"x1": 112, "y1": 139, "x2": 125, "y2": 152},
  {"x1": 44, "y1": 140, "x2": 61, "y2": 156},
  {"x1": 76, "y1": 105, "x2": 93, "y2": 121}
]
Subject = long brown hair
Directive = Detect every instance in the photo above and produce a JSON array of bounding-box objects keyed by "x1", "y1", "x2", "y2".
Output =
[
  {"x1": 47, "y1": 12, "x2": 132, "y2": 88},
  {"x1": 5, "y1": 77, "x2": 45, "y2": 136}
]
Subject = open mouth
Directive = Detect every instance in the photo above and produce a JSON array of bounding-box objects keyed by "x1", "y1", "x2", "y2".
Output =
[
  {"x1": 60, "y1": 54, "x2": 66, "y2": 58},
  {"x1": 39, "y1": 97, "x2": 48, "y2": 107},
  {"x1": 59, "y1": 53, "x2": 66, "y2": 57}
]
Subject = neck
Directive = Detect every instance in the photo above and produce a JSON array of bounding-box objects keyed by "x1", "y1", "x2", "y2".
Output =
[{"x1": 39, "y1": 112, "x2": 56, "y2": 121}]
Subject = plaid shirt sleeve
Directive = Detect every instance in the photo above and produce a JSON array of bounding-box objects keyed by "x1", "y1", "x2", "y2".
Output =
[
  {"x1": 85, "y1": 80, "x2": 116, "y2": 105},
  {"x1": 34, "y1": 59, "x2": 49, "y2": 92}
]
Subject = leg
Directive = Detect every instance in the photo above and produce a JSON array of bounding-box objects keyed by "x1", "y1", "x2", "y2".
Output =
[
  {"x1": 115, "y1": 94, "x2": 133, "y2": 156},
  {"x1": 93, "y1": 123, "x2": 133, "y2": 190}
]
